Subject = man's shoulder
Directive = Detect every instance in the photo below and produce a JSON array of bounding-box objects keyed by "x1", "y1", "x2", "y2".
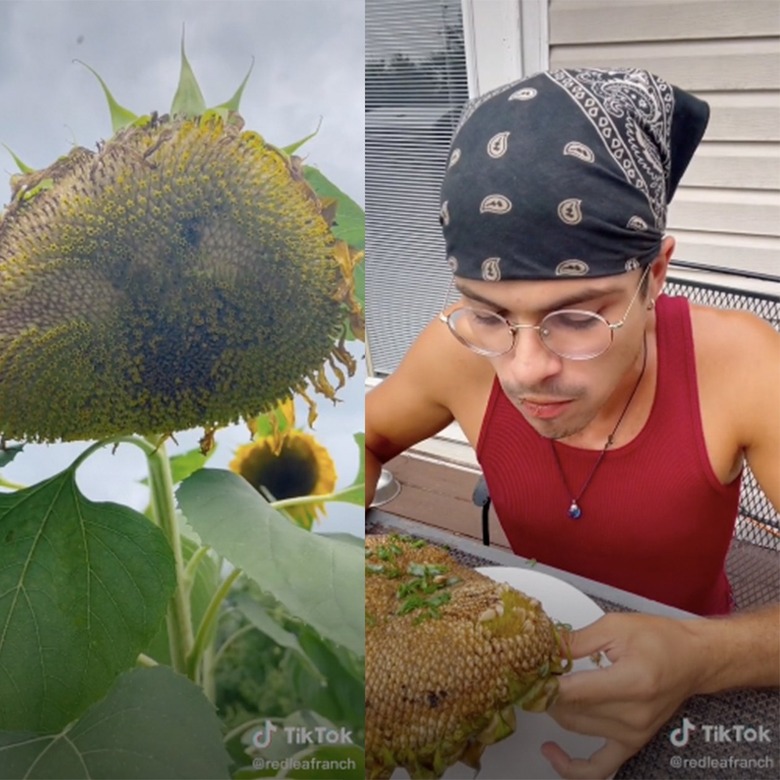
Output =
[
  {"x1": 366, "y1": 316, "x2": 495, "y2": 458},
  {"x1": 688, "y1": 302, "x2": 779, "y2": 404},
  {"x1": 689, "y1": 302, "x2": 777, "y2": 357},
  {"x1": 407, "y1": 314, "x2": 495, "y2": 388}
]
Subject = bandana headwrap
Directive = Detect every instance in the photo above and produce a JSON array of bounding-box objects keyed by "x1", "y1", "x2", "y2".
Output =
[{"x1": 440, "y1": 68, "x2": 709, "y2": 281}]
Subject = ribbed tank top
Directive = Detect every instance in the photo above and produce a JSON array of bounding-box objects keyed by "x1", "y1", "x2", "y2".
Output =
[{"x1": 476, "y1": 294, "x2": 740, "y2": 615}]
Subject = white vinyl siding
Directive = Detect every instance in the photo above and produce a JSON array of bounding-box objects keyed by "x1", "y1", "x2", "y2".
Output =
[{"x1": 548, "y1": 0, "x2": 780, "y2": 276}]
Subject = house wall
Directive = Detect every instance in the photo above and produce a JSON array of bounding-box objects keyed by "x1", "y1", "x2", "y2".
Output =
[{"x1": 547, "y1": 0, "x2": 780, "y2": 275}]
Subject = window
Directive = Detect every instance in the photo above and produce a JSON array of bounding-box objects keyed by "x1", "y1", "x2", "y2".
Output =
[{"x1": 366, "y1": 0, "x2": 469, "y2": 376}]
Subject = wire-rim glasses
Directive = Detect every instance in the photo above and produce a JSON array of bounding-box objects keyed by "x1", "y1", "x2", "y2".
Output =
[{"x1": 438, "y1": 264, "x2": 651, "y2": 360}]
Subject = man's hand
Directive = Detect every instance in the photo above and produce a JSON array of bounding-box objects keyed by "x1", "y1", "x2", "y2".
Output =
[
  {"x1": 541, "y1": 612, "x2": 705, "y2": 779},
  {"x1": 541, "y1": 604, "x2": 780, "y2": 779}
]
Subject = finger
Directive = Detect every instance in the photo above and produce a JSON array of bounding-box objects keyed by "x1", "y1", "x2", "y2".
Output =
[
  {"x1": 556, "y1": 664, "x2": 634, "y2": 708},
  {"x1": 551, "y1": 677, "x2": 647, "y2": 743},
  {"x1": 564, "y1": 616, "x2": 614, "y2": 660},
  {"x1": 541, "y1": 738, "x2": 631, "y2": 780},
  {"x1": 548, "y1": 701, "x2": 641, "y2": 745}
]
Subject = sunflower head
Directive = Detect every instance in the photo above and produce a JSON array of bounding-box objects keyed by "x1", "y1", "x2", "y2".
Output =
[
  {"x1": 0, "y1": 41, "x2": 360, "y2": 443},
  {"x1": 229, "y1": 429, "x2": 337, "y2": 530}
]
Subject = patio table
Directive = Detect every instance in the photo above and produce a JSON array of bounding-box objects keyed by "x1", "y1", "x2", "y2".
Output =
[{"x1": 367, "y1": 509, "x2": 780, "y2": 780}]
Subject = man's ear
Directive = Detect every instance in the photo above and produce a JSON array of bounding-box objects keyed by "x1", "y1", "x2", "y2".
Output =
[{"x1": 651, "y1": 236, "x2": 675, "y2": 299}]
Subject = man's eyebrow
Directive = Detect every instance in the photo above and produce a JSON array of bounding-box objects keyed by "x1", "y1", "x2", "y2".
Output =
[{"x1": 454, "y1": 282, "x2": 626, "y2": 312}]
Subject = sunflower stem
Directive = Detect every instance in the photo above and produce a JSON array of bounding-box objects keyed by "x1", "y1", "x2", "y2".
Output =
[
  {"x1": 0, "y1": 476, "x2": 26, "y2": 491},
  {"x1": 182, "y1": 544, "x2": 212, "y2": 596},
  {"x1": 213, "y1": 622, "x2": 255, "y2": 671},
  {"x1": 145, "y1": 436, "x2": 194, "y2": 677},
  {"x1": 187, "y1": 567, "x2": 243, "y2": 682},
  {"x1": 270, "y1": 483, "x2": 364, "y2": 510},
  {"x1": 71, "y1": 434, "x2": 156, "y2": 471},
  {"x1": 201, "y1": 636, "x2": 217, "y2": 702}
]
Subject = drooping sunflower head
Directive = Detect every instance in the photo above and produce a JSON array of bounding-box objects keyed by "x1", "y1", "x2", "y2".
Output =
[
  {"x1": 229, "y1": 428, "x2": 337, "y2": 530},
  {"x1": 0, "y1": 42, "x2": 361, "y2": 443}
]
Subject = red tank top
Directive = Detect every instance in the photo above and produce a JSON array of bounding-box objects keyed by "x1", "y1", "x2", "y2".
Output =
[{"x1": 476, "y1": 294, "x2": 740, "y2": 615}]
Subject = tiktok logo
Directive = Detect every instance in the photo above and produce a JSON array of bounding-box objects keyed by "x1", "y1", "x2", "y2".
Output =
[
  {"x1": 670, "y1": 717, "x2": 696, "y2": 747},
  {"x1": 252, "y1": 720, "x2": 278, "y2": 749}
]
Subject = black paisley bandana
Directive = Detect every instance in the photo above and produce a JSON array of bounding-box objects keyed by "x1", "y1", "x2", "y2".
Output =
[{"x1": 440, "y1": 68, "x2": 710, "y2": 281}]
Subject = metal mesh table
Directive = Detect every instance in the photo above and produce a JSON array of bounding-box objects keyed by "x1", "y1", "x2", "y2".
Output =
[{"x1": 367, "y1": 512, "x2": 780, "y2": 779}]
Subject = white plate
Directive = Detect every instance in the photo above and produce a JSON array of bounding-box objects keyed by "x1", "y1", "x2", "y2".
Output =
[{"x1": 391, "y1": 566, "x2": 607, "y2": 780}]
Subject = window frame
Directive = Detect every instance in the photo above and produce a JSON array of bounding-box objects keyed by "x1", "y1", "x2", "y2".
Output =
[{"x1": 461, "y1": 0, "x2": 549, "y2": 97}]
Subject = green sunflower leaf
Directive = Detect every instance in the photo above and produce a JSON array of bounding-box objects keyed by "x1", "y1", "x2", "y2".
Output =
[
  {"x1": 322, "y1": 433, "x2": 364, "y2": 506},
  {"x1": 213, "y1": 57, "x2": 255, "y2": 114},
  {"x1": 0, "y1": 467, "x2": 176, "y2": 732},
  {"x1": 139, "y1": 445, "x2": 216, "y2": 487},
  {"x1": 171, "y1": 34, "x2": 207, "y2": 118},
  {"x1": 0, "y1": 666, "x2": 231, "y2": 779},
  {"x1": 251, "y1": 403, "x2": 294, "y2": 439},
  {"x1": 169, "y1": 445, "x2": 216, "y2": 483},
  {"x1": 20, "y1": 177, "x2": 54, "y2": 202},
  {"x1": 301, "y1": 167, "x2": 364, "y2": 340},
  {"x1": 302, "y1": 166, "x2": 364, "y2": 250},
  {"x1": 75, "y1": 59, "x2": 139, "y2": 132},
  {"x1": 293, "y1": 623, "x2": 365, "y2": 729},
  {"x1": 1, "y1": 144, "x2": 34, "y2": 174},
  {"x1": 176, "y1": 469, "x2": 364, "y2": 656},
  {"x1": 353, "y1": 254, "x2": 366, "y2": 311},
  {"x1": 282, "y1": 118, "x2": 322, "y2": 156},
  {"x1": 352, "y1": 432, "x2": 365, "y2": 488},
  {"x1": 0, "y1": 444, "x2": 24, "y2": 468},
  {"x1": 283, "y1": 745, "x2": 365, "y2": 779},
  {"x1": 234, "y1": 745, "x2": 364, "y2": 780},
  {"x1": 234, "y1": 591, "x2": 325, "y2": 683}
]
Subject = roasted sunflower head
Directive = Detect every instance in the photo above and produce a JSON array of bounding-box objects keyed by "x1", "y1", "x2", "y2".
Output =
[
  {"x1": 0, "y1": 45, "x2": 360, "y2": 443},
  {"x1": 365, "y1": 535, "x2": 571, "y2": 779}
]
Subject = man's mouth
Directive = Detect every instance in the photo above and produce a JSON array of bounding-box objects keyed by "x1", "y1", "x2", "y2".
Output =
[{"x1": 519, "y1": 398, "x2": 574, "y2": 420}]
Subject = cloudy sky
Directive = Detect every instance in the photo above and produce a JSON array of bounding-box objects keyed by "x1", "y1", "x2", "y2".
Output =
[{"x1": 0, "y1": 0, "x2": 365, "y2": 535}]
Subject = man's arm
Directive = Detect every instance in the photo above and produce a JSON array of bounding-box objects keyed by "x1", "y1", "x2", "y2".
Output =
[
  {"x1": 739, "y1": 312, "x2": 780, "y2": 510},
  {"x1": 365, "y1": 316, "x2": 464, "y2": 506}
]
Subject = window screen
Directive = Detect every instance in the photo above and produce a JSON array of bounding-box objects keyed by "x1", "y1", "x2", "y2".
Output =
[{"x1": 366, "y1": 0, "x2": 469, "y2": 376}]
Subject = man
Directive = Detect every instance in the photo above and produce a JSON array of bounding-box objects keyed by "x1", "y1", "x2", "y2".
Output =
[{"x1": 365, "y1": 68, "x2": 780, "y2": 779}]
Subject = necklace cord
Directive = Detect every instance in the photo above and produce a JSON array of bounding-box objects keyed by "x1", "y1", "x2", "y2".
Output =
[{"x1": 550, "y1": 332, "x2": 648, "y2": 516}]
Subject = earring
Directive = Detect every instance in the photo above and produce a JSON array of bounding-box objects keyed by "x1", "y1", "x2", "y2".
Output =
[{"x1": 647, "y1": 299, "x2": 656, "y2": 311}]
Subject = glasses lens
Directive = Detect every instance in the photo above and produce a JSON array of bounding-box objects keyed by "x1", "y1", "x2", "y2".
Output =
[
  {"x1": 542, "y1": 310, "x2": 611, "y2": 359},
  {"x1": 448, "y1": 308, "x2": 512, "y2": 355}
]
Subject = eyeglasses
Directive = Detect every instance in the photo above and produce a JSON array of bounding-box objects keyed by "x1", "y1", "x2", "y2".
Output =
[{"x1": 438, "y1": 265, "x2": 651, "y2": 360}]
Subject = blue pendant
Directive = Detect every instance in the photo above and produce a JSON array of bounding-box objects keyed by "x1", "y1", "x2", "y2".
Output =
[{"x1": 568, "y1": 501, "x2": 582, "y2": 519}]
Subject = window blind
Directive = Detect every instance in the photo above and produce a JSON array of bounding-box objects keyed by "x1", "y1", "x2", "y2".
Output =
[{"x1": 366, "y1": 0, "x2": 469, "y2": 376}]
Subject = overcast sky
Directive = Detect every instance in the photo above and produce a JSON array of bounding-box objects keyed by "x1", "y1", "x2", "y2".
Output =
[{"x1": 0, "y1": 0, "x2": 365, "y2": 536}]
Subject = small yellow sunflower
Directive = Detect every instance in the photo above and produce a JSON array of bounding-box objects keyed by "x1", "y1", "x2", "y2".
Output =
[{"x1": 229, "y1": 429, "x2": 337, "y2": 530}]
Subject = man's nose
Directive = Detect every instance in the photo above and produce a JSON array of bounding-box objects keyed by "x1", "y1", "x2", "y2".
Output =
[{"x1": 499, "y1": 327, "x2": 563, "y2": 386}]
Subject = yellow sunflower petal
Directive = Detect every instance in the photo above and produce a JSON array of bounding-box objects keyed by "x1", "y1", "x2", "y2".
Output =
[{"x1": 229, "y1": 429, "x2": 337, "y2": 530}]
